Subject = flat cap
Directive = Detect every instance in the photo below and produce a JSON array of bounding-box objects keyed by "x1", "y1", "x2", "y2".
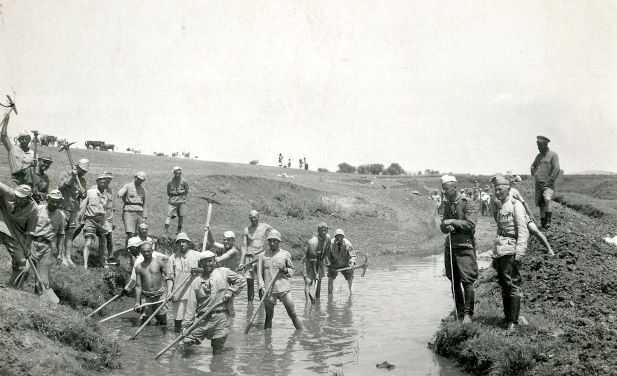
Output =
[
  {"x1": 14, "y1": 185, "x2": 32, "y2": 198},
  {"x1": 47, "y1": 189, "x2": 63, "y2": 201},
  {"x1": 172, "y1": 166, "x2": 182, "y2": 172},
  {"x1": 334, "y1": 228, "x2": 345, "y2": 237},
  {"x1": 175, "y1": 232, "x2": 191, "y2": 243},
  {"x1": 267, "y1": 229, "x2": 282, "y2": 241},
  {"x1": 491, "y1": 174, "x2": 510, "y2": 186},
  {"x1": 536, "y1": 135, "x2": 550, "y2": 143},
  {"x1": 38, "y1": 155, "x2": 53, "y2": 162},
  {"x1": 317, "y1": 222, "x2": 328, "y2": 229},
  {"x1": 138, "y1": 223, "x2": 149, "y2": 230},
  {"x1": 127, "y1": 237, "x2": 143, "y2": 249},
  {"x1": 441, "y1": 175, "x2": 457, "y2": 185},
  {"x1": 135, "y1": 171, "x2": 146, "y2": 180},
  {"x1": 223, "y1": 230, "x2": 235, "y2": 239},
  {"x1": 77, "y1": 159, "x2": 90, "y2": 171}
]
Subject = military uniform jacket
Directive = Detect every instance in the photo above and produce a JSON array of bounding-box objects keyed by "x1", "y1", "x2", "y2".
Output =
[{"x1": 440, "y1": 194, "x2": 477, "y2": 249}]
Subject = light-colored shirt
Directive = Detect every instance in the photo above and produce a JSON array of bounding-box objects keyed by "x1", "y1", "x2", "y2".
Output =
[
  {"x1": 0, "y1": 182, "x2": 38, "y2": 241},
  {"x1": 81, "y1": 186, "x2": 110, "y2": 219},
  {"x1": 58, "y1": 171, "x2": 87, "y2": 211},
  {"x1": 31, "y1": 204, "x2": 65, "y2": 241},
  {"x1": 258, "y1": 249, "x2": 294, "y2": 294},
  {"x1": 184, "y1": 267, "x2": 246, "y2": 321},
  {"x1": 243, "y1": 222, "x2": 272, "y2": 255},
  {"x1": 117, "y1": 182, "x2": 147, "y2": 214},
  {"x1": 167, "y1": 179, "x2": 189, "y2": 205},
  {"x1": 169, "y1": 249, "x2": 210, "y2": 300},
  {"x1": 212, "y1": 244, "x2": 240, "y2": 270},
  {"x1": 492, "y1": 197, "x2": 529, "y2": 257}
]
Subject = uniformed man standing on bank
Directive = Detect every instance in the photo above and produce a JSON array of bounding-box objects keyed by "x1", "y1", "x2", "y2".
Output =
[
  {"x1": 118, "y1": 171, "x2": 148, "y2": 246},
  {"x1": 530, "y1": 135, "x2": 560, "y2": 229},
  {"x1": 491, "y1": 175, "x2": 529, "y2": 331},
  {"x1": 440, "y1": 175, "x2": 479, "y2": 323},
  {"x1": 164, "y1": 166, "x2": 189, "y2": 236}
]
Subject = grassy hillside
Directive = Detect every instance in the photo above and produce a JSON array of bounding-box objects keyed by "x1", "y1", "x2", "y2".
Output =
[{"x1": 1, "y1": 146, "x2": 442, "y2": 260}]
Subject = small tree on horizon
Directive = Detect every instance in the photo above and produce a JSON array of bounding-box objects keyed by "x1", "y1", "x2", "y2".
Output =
[
  {"x1": 357, "y1": 163, "x2": 384, "y2": 175},
  {"x1": 337, "y1": 162, "x2": 356, "y2": 173},
  {"x1": 384, "y1": 163, "x2": 405, "y2": 175}
]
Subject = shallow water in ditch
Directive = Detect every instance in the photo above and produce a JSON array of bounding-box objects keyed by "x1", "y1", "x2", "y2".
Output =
[{"x1": 107, "y1": 254, "x2": 466, "y2": 376}]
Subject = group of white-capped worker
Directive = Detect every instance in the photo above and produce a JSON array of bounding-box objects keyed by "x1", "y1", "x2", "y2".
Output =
[
  {"x1": 0, "y1": 106, "x2": 360, "y2": 354},
  {"x1": 438, "y1": 135, "x2": 559, "y2": 332}
]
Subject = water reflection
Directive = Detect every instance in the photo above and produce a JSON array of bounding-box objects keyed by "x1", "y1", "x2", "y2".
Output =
[{"x1": 109, "y1": 255, "x2": 466, "y2": 376}]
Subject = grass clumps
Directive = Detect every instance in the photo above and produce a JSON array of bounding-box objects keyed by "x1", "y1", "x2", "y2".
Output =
[
  {"x1": 432, "y1": 319, "x2": 549, "y2": 375},
  {"x1": 0, "y1": 288, "x2": 121, "y2": 375}
]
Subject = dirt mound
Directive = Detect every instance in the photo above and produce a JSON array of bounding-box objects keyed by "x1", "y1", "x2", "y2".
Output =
[
  {"x1": 0, "y1": 288, "x2": 120, "y2": 376},
  {"x1": 432, "y1": 199, "x2": 617, "y2": 375}
]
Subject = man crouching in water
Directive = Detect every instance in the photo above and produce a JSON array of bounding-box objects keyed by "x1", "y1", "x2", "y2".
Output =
[
  {"x1": 182, "y1": 251, "x2": 246, "y2": 354},
  {"x1": 134, "y1": 241, "x2": 173, "y2": 326}
]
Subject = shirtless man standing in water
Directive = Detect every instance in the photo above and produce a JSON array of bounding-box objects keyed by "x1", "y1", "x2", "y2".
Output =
[{"x1": 134, "y1": 241, "x2": 173, "y2": 325}]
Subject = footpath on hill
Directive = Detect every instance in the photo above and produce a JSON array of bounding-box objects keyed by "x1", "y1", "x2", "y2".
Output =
[{"x1": 431, "y1": 199, "x2": 617, "y2": 376}]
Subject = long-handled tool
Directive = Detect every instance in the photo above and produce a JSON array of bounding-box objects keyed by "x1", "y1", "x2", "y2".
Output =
[
  {"x1": 130, "y1": 273, "x2": 194, "y2": 340},
  {"x1": 199, "y1": 194, "x2": 220, "y2": 252},
  {"x1": 0, "y1": 94, "x2": 18, "y2": 115},
  {"x1": 28, "y1": 257, "x2": 60, "y2": 304},
  {"x1": 6, "y1": 213, "x2": 59, "y2": 304},
  {"x1": 335, "y1": 252, "x2": 369, "y2": 277},
  {"x1": 99, "y1": 299, "x2": 165, "y2": 323},
  {"x1": 447, "y1": 233, "x2": 459, "y2": 319},
  {"x1": 87, "y1": 279, "x2": 136, "y2": 318},
  {"x1": 245, "y1": 270, "x2": 282, "y2": 334},
  {"x1": 154, "y1": 295, "x2": 225, "y2": 360},
  {"x1": 58, "y1": 141, "x2": 84, "y2": 192}
]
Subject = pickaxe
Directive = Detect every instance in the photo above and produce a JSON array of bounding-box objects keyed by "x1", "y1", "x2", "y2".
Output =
[
  {"x1": 58, "y1": 141, "x2": 84, "y2": 192},
  {"x1": 199, "y1": 194, "x2": 221, "y2": 252},
  {"x1": 1, "y1": 95, "x2": 18, "y2": 115},
  {"x1": 335, "y1": 252, "x2": 369, "y2": 277},
  {"x1": 31, "y1": 130, "x2": 39, "y2": 168}
]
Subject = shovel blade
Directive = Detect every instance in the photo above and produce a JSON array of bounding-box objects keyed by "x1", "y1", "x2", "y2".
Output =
[{"x1": 41, "y1": 287, "x2": 60, "y2": 305}]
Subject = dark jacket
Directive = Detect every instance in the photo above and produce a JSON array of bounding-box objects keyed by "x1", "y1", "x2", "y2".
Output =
[{"x1": 441, "y1": 194, "x2": 477, "y2": 249}]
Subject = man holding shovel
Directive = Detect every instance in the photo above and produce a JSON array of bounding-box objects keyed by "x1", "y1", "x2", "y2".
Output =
[
  {"x1": 29, "y1": 189, "x2": 66, "y2": 292},
  {"x1": 58, "y1": 158, "x2": 89, "y2": 266},
  {"x1": 303, "y1": 222, "x2": 331, "y2": 302},
  {"x1": 0, "y1": 182, "x2": 38, "y2": 287},
  {"x1": 440, "y1": 175, "x2": 479, "y2": 324},
  {"x1": 181, "y1": 251, "x2": 246, "y2": 353}
]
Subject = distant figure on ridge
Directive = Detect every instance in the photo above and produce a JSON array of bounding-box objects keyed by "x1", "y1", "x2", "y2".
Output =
[
  {"x1": 165, "y1": 166, "x2": 189, "y2": 236},
  {"x1": 530, "y1": 135, "x2": 560, "y2": 229}
]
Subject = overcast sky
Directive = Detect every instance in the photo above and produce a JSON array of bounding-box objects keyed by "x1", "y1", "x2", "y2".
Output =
[{"x1": 1, "y1": 1, "x2": 616, "y2": 174}]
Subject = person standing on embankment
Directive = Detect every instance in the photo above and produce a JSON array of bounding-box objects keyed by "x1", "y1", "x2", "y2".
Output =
[
  {"x1": 491, "y1": 175, "x2": 529, "y2": 332},
  {"x1": 530, "y1": 135, "x2": 560, "y2": 229},
  {"x1": 440, "y1": 175, "x2": 478, "y2": 324}
]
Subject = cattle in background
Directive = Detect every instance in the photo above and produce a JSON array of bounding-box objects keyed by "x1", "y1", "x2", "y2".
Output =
[
  {"x1": 39, "y1": 134, "x2": 57, "y2": 146},
  {"x1": 85, "y1": 140, "x2": 105, "y2": 150},
  {"x1": 126, "y1": 147, "x2": 141, "y2": 154},
  {"x1": 101, "y1": 143, "x2": 114, "y2": 151},
  {"x1": 171, "y1": 152, "x2": 179, "y2": 157},
  {"x1": 182, "y1": 151, "x2": 190, "y2": 158},
  {"x1": 154, "y1": 152, "x2": 166, "y2": 157}
]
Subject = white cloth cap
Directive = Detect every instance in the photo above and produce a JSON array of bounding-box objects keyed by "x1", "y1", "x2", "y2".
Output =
[{"x1": 441, "y1": 175, "x2": 457, "y2": 184}]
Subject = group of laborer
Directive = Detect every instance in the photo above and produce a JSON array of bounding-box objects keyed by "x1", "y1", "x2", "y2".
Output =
[
  {"x1": 278, "y1": 153, "x2": 309, "y2": 170},
  {"x1": 1, "y1": 98, "x2": 360, "y2": 354},
  {"x1": 440, "y1": 135, "x2": 560, "y2": 331}
]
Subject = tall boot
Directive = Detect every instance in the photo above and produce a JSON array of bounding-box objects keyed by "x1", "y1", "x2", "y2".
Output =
[
  {"x1": 174, "y1": 320, "x2": 183, "y2": 333},
  {"x1": 540, "y1": 216, "x2": 546, "y2": 229},
  {"x1": 502, "y1": 291, "x2": 511, "y2": 326},
  {"x1": 544, "y1": 212, "x2": 552, "y2": 229},
  {"x1": 211, "y1": 336, "x2": 227, "y2": 355},
  {"x1": 462, "y1": 285, "x2": 475, "y2": 323},
  {"x1": 508, "y1": 296, "x2": 521, "y2": 330},
  {"x1": 247, "y1": 279, "x2": 255, "y2": 302},
  {"x1": 453, "y1": 282, "x2": 465, "y2": 320}
]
